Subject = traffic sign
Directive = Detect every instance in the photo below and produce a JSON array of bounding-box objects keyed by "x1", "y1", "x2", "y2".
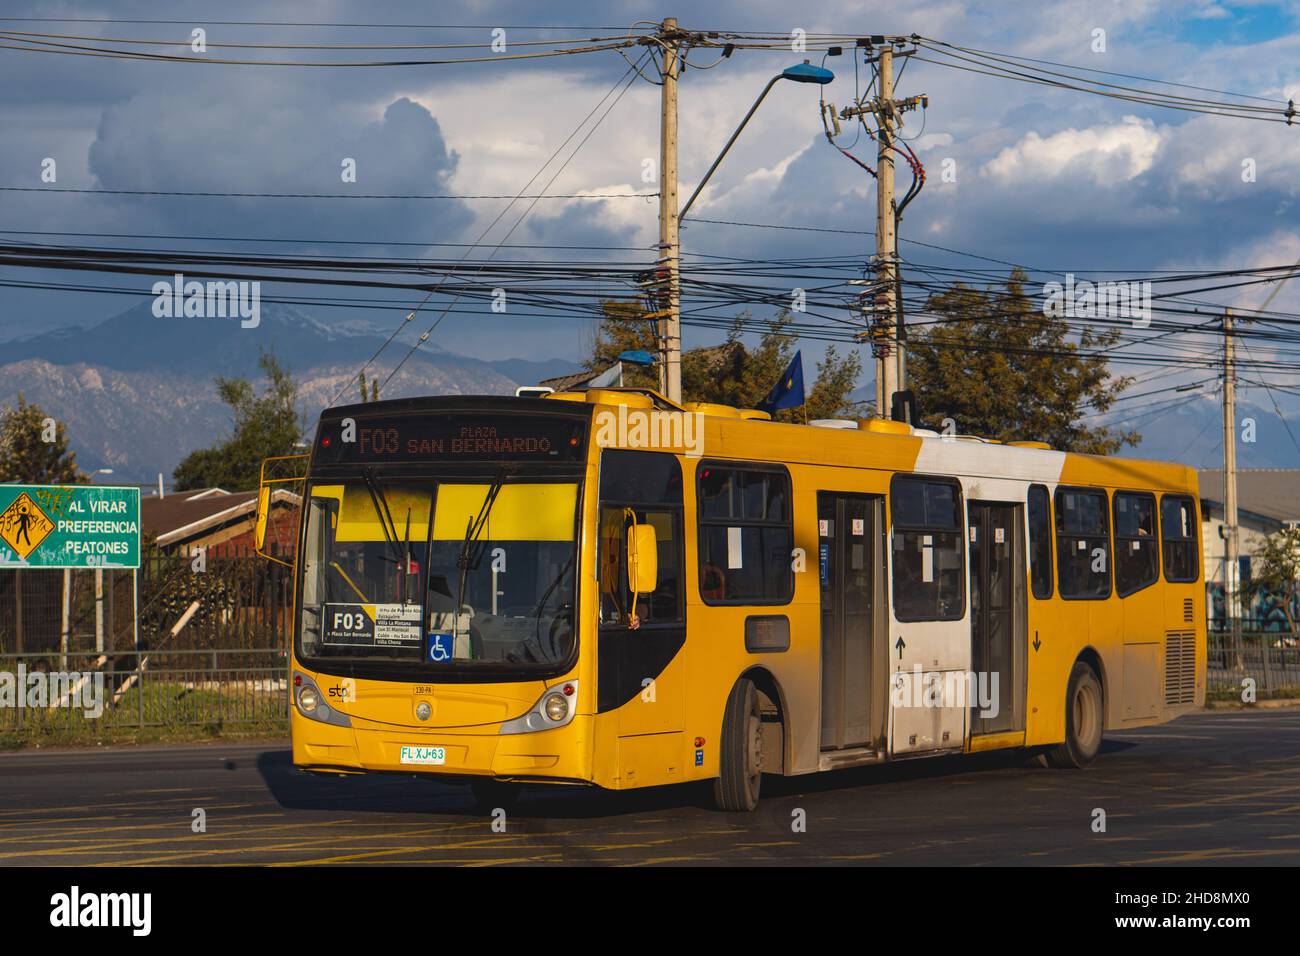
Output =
[{"x1": 0, "y1": 485, "x2": 140, "y2": 569}]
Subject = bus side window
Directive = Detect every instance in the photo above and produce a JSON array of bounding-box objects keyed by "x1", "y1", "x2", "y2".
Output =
[
  {"x1": 1114, "y1": 491, "x2": 1158, "y2": 597},
  {"x1": 598, "y1": 450, "x2": 684, "y2": 628},
  {"x1": 890, "y1": 476, "x2": 964, "y2": 621},
  {"x1": 1161, "y1": 494, "x2": 1199, "y2": 583},
  {"x1": 1027, "y1": 484, "x2": 1054, "y2": 599},
  {"x1": 696, "y1": 463, "x2": 794, "y2": 605},
  {"x1": 1055, "y1": 487, "x2": 1111, "y2": 599}
]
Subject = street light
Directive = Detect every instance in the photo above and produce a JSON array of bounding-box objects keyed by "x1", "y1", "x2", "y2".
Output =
[
  {"x1": 618, "y1": 349, "x2": 656, "y2": 367},
  {"x1": 91, "y1": 468, "x2": 113, "y2": 480},
  {"x1": 679, "y1": 61, "x2": 835, "y2": 221}
]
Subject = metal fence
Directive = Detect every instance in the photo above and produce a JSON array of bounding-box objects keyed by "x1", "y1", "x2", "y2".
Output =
[
  {"x1": 1208, "y1": 631, "x2": 1300, "y2": 693},
  {"x1": 0, "y1": 648, "x2": 288, "y2": 735},
  {"x1": 0, "y1": 545, "x2": 294, "y2": 657}
]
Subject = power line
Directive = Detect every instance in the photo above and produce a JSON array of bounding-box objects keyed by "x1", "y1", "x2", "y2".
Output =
[
  {"x1": 0, "y1": 19, "x2": 646, "y2": 30},
  {"x1": 921, "y1": 39, "x2": 1286, "y2": 106},
  {"x1": 0, "y1": 185, "x2": 651, "y2": 200},
  {"x1": 913, "y1": 37, "x2": 1297, "y2": 124},
  {"x1": 0, "y1": 228, "x2": 654, "y2": 253}
]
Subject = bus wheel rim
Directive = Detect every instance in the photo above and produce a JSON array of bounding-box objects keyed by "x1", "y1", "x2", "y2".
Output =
[
  {"x1": 746, "y1": 708, "x2": 762, "y2": 790},
  {"x1": 1075, "y1": 683, "x2": 1098, "y2": 747}
]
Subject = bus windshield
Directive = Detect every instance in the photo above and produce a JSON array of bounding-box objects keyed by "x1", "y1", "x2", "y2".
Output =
[{"x1": 297, "y1": 476, "x2": 579, "y2": 669}]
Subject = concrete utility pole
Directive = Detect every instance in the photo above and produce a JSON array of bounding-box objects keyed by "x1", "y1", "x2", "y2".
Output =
[
  {"x1": 657, "y1": 17, "x2": 683, "y2": 403},
  {"x1": 1223, "y1": 307, "x2": 1240, "y2": 641},
  {"x1": 840, "y1": 40, "x2": 924, "y2": 418},
  {"x1": 875, "y1": 44, "x2": 900, "y2": 414}
]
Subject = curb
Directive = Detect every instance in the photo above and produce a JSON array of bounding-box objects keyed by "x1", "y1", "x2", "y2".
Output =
[{"x1": 1204, "y1": 698, "x2": 1300, "y2": 710}]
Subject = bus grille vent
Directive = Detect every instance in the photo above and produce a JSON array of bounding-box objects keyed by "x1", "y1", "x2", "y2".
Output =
[
  {"x1": 1183, "y1": 598, "x2": 1194, "y2": 623},
  {"x1": 1165, "y1": 631, "x2": 1196, "y2": 705}
]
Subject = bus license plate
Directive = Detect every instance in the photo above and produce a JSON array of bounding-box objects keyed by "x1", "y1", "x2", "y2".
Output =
[{"x1": 400, "y1": 745, "x2": 446, "y2": 765}]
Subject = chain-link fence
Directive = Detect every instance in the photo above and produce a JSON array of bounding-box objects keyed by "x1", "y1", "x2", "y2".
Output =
[
  {"x1": 0, "y1": 648, "x2": 288, "y2": 739},
  {"x1": 0, "y1": 547, "x2": 293, "y2": 742},
  {"x1": 0, "y1": 545, "x2": 293, "y2": 657}
]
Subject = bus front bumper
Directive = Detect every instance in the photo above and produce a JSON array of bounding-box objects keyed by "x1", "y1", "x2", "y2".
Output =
[{"x1": 291, "y1": 710, "x2": 593, "y2": 783}]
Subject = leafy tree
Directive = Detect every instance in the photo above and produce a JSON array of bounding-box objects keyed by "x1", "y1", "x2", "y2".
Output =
[
  {"x1": 173, "y1": 352, "x2": 303, "y2": 492},
  {"x1": 906, "y1": 269, "x2": 1138, "y2": 453},
  {"x1": 0, "y1": 393, "x2": 86, "y2": 484},
  {"x1": 358, "y1": 369, "x2": 380, "y2": 403},
  {"x1": 587, "y1": 302, "x2": 863, "y2": 421},
  {"x1": 1242, "y1": 527, "x2": 1300, "y2": 635}
]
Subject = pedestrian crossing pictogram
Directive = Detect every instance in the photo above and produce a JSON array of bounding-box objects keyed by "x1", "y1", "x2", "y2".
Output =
[{"x1": 0, "y1": 492, "x2": 55, "y2": 559}]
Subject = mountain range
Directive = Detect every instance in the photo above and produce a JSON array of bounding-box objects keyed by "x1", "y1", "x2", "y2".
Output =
[
  {"x1": 0, "y1": 303, "x2": 580, "y2": 482},
  {"x1": 3, "y1": 301, "x2": 1296, "y2": 481}
]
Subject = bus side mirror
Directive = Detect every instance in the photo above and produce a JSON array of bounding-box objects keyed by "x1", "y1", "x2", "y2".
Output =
[{"x1": 627, "y1": 523, "x2": 659, "y2": 594}]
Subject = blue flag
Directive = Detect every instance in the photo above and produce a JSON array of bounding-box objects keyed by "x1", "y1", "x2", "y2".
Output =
[{"x1": 757, "y1": 351, "x2": 805, "y2": 413}]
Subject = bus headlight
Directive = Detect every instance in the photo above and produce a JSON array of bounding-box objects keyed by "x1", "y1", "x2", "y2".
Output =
[
  {"x1": 293, "y1": 674, "x2": 351, "y2": 727},
  {"x1": 500, "y1": 680, "x2": 579, "y2": 734},
  {"x1": 543, "y1": 693, "x2": 569, "y2": 722}
]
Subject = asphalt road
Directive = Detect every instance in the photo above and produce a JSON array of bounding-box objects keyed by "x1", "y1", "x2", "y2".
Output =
[{"x1": 0, "y1": 709, "x2": 1296, "y2": 866}]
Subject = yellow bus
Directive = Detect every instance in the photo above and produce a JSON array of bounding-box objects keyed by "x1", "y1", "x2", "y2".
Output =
[{"x1": 260, "y1": 387, "x2": 1205, "y2": 811}]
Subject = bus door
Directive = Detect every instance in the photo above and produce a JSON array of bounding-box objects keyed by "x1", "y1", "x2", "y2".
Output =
[
  {"x1": 596, "y1": 450, "x2": 687, "y2": 786},
  {"x1": 967, "y1": 501, "x2": 1026, "y2": 736},
  {"x1": 817, "y1": 493, "x2": 884, "y2": 750}
]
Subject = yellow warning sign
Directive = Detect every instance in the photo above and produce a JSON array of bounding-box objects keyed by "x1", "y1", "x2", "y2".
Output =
[{"x1": 0, "y1": 492, "x2": 55, "y2": 560}]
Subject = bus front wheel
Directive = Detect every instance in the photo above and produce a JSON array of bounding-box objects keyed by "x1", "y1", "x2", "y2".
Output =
[
  {"x1": 712, "y1": 678, "x2": 763, "y2": 811},
  {"x1": 1045, "y1": 661, "x2": 1104, "y2": 769}
]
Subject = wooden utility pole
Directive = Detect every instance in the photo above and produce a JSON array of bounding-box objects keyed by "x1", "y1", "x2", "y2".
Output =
[
  {"x1": 60, "y1": 567, "x2": 71, "y2": 670},
  {"x1": 13, "y1": 568, "x2": 21, "y2": 655},
  {"x1": 1222, "y1": 307, "x2": 1241, "y2": 642},
  {"x1": 875, "y1": 44, "x2": 900, "y2": 415},
  {"x1": 841, "y1": 40, "x2": 923, "y2": 417},
  {"x1": 657, "y1": 17, "x2": 683, "y2": 403},
  {"x1": 95, "y1": 567, "x2": 105, "y2": 653}
]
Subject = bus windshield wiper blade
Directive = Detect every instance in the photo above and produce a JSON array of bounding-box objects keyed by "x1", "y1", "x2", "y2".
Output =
[
  {"x1": 452, "y1": 466, "x2": 512, "y2": 652},
  {"x1": 361, "y1": 467, "x2": 402, "y2": 565}
]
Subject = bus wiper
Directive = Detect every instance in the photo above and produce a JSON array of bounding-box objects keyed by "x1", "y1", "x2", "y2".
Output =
[
  {"x1": 534, "y1": 553, "x2": 575, "y2": 647},
  {"x1": 453, "y1": 466, "x2": 512, "y2": 654},
  {"x1": 362, "y1": 467, "x2": 402, "y2": 566}
]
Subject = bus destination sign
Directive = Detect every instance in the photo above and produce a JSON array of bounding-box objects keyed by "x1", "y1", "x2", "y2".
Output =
[{"x1": 314, "y1": 415, "x2": 587, "y2": 465}]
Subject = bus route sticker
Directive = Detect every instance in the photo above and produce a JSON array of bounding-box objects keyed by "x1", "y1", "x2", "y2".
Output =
[{"x1": 323, "y1": 603, "x2": 422, "y2": 646}]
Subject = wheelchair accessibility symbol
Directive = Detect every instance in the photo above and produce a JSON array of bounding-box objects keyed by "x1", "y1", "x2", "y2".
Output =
[{"x1": 427, "y1": 632, "x2": 454, "y2": 663}]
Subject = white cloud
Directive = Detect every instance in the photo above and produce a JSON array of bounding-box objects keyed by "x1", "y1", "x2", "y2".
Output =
[
  {"x1": 981, "y1": 115, "x2": 1161, "y2": 183},
  {"x1": 913, "y1": 132, "x2": 954, "y2": 151}
]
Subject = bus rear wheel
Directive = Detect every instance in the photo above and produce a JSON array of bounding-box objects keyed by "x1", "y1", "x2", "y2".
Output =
[
  {"x1": 712, "y1": 678, "x2": 763, "y2": 811},
  {"x1": 1045, "y1": 661, "x2": 1104, "y2": 769}
]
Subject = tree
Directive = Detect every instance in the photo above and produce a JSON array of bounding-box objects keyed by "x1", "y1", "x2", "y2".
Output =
[
  {"x1": 906, "y1": 269, "x2": 1138, "y2": 453},
  {"x1": 587, "y1": 302, "x2": 863, "y2": 421},
  {"x1": 357, "y1": 369, "x2": 380, "y2": 403},
  {"x1": 173, "y1": 352, "x2": 304, "y2": 492},
  {"x1": 0, "y1": 393, "x2": 86, "y2": 484},
  {"x1": 1242, "y1": 527, "x2": 1300, "y2": 635}
]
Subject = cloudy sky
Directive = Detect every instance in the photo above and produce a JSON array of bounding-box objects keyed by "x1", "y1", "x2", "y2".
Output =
[{"x1": 2, "y1": 0, "x2": 1298, "y2": 405}]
